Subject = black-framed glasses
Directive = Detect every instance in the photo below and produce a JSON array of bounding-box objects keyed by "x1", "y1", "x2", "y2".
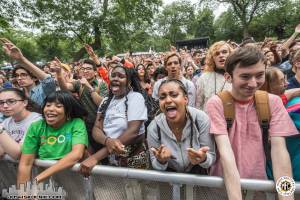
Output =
[
  {"x1": 0, "y1": 99, "x2": 24, "y2": 106},
  {"x1": 80, "y1": 67, "x2": 93, "y2": 71}
]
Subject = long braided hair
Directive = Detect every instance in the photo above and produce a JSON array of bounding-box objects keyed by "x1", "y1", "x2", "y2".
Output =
[{"x1": 98, "y1": 65, "x2": 146, "y2": 120}]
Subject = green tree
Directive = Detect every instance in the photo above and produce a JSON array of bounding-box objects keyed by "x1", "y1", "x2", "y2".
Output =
[
  {"x1": 213, "y1": 9, "x2": 243, "y2": 42},
  {"x1": 249, "y1": 0, "x2": 300, "y2": 40},
  {"x1": 0, "y1": 0, "x2": 20, "y2": 31},
  {"x1": 19, "y1": 0, "x2": 161, "y2": 59},
  {"x1": 203, "y1": 0, "x2": 284, "y2": 38},
  {"x1": 157, "y1": 0, "x2": 196, "y2": 44},
  {"x1": 193, "y1": 7, "x2": 214, "y2": 39}
]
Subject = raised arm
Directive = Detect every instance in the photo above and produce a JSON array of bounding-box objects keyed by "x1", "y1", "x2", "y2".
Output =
[
  {"x1": 1, "y1": 38, "x2": 48, "y2": 80},
  {"x1": 52, "y1": 57, "x2": 75, "y2": 91},
  {"x1": 214, "y1": 135, "x2": 242, "y2": 200},
  {"x1": 281, "y1": 24, "x2": 300, "y2": 56},
  {"x1": 85, "y1": 44, "x2": 101, "y2": 65}
]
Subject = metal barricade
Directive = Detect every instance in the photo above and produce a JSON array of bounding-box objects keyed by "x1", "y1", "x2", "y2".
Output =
[{"x1": 1, "y1": 157, "x2": 300, "y2": 200}]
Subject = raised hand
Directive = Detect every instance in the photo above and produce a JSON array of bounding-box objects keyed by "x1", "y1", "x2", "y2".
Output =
[
  {"x1": 79, "y1": 77, "x2": 93, "y2": 89},
  {"x1": 151, "y1": 145, "x2": 173, "y2": 164},
  {"x1": 106, "y1": 138, "x2": 125, "y2": 155},
  {"x1": 49, "y1": 57, "x2": 63, "y2": 73},
  {"x1": 84, "y1": 44, "x2": 100, "y2": 65},
  {"x1": 187, "y1": 146, "x2": 209, "y2": 165},
  {"x1": 0, "y1": 38, "x2": 24, "y2": 61}
]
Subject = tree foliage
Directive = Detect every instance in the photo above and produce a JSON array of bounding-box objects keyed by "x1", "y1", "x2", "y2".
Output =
[
  {"x1": 203, "y1": 0, "x2": 285, "y2": 37},
  {"x1": 1, "y1": 0, "x2": 300, "y2": 64},
  {"x1": 157, "y1": 0, "x2": 195, "y2": 44},
  {"x1": 19, "y1": 0, "x2": 161, "y2": 59}
]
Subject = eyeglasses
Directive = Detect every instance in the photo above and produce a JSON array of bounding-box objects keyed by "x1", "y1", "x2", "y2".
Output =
[
  {"x1": 14, "y1": 73, "x2": 29, "y2": 78},
  {"x1": 0, "y1": 99, "x2": 23, "y2": 106},
  {"x1": 167, "y1": 61, "x2": 179, "y2": 66},
  {"x1": 80, "y1": 67, "x2": 93, "y2": 71}
]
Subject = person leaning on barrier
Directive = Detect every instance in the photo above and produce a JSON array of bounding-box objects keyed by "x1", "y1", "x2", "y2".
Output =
[
  {"x1": 206, "y1": 46, "x2": 297, "y2": 200},
  {"x1": 147, "y1": 79, "x2": 216, "y2": 173},
  {"x1": 79, "y1": 65, "x2": 149, "y2": 176},
  {"x1": 17, "y1": 91, "x2": 88, "y2": 186},
  {"x1": 261, "y1": 67, "x2": 300, "y2": 182},
  {"x1": 51, "y1": 57, "x2": 108, "y2": 153},
  {"x1": 0, "y1": 88, "x2": 41, "y2": 160}
]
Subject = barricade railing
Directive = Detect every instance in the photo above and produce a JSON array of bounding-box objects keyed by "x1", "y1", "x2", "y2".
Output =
[{"x1": 1, "y1": 156, "x2": 299, "y2": 200}]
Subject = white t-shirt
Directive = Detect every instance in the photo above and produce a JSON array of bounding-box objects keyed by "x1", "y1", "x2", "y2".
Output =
[
  {"x1": 98, "y1": 91, "x2": 147, "y2": 139},
  {"x1": 1, "y1": 112, "x2": 42, "y2": 143}
]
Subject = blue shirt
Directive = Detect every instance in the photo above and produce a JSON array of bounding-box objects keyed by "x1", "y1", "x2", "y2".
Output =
[
  {"x1": 287, "y1": 77, "x2": 300, "y2": 89},
  {"x1": 279, "y1": 60, "x2": 292, "y2": 72},
  {"x1": 29, "y1": 75, "x2": 56, "y2": 106}
]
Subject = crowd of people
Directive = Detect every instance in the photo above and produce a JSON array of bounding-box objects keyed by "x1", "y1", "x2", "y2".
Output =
[{"x1": 0, "y1": 23, "x2": 300, "y2": 199}]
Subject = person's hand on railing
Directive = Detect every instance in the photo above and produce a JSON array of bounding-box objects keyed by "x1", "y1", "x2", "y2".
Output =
[
  {"x1": 187, "y1": 146, "x2": 209, "y2": 165},
  {"x1": 151, "y1": 145, "x2": 173, "y2": 164},
  {"x1": 79, "y1": 156, "x2": 99, "y2": 177},
  {"x1": 0, "y1": 38, "x2": 24, "y2": 62},
  {"x1": 106, "y1": 138, "x2": 125, "y2": 155}
]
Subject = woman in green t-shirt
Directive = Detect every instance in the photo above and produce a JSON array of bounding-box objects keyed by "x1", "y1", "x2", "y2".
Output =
[{"x1": 17, "y1": 91, "x2": 88, "y2": 186}]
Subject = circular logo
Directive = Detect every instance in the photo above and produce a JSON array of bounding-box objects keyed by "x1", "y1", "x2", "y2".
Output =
[{"x1": 276, "y1": 176, "x2": 295, "y2": 196}]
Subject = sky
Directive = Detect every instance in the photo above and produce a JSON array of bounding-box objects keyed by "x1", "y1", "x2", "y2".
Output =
[{"x1": 163, "y1": 0, "x2": 228, "y2": 18}]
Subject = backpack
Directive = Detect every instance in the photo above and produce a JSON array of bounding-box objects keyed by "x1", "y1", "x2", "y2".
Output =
[{"x1": 217, "y1": 90, "x2": 271, "y2": 161}]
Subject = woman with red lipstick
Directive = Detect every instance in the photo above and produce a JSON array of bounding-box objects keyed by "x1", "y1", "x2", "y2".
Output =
[
  {"x1": 196, "y1": 41, "x2": 233, "y2": 111},
  {"x1": 147, "y1": 79, "x2": 215, "y2": 173},
  {"x1": 17, "y1": 91, "x2": 88, "y2": 185}
]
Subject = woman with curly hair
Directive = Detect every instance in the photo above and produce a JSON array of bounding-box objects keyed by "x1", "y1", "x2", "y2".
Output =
[{"x1": 195, "y1": 41, "x2": 233, "y2": 111}]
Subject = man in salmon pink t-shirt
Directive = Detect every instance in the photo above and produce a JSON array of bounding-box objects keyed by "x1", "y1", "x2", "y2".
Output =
[{"x1": 206, "y1": 46, "x2": 297, "y2": 200}]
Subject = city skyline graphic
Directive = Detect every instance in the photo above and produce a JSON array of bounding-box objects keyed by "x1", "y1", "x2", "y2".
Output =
[{"x1": 2, "y1": 179, "x2": 67, "y2": 199}]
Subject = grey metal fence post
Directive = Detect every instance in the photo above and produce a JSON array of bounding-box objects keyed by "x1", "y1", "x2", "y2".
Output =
[
  {"x1": 172, "y1": 184, "x2": 182, "y2": 200},
  {"x1": 185, "y1": 185, "x2": 194, "y2": 200},
  {"x1": 265, "y1": 192, "x2": 276, "y2": 200},
  {"x1": 83, "y1": 177, "x2": 95, "y2": 200}
]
